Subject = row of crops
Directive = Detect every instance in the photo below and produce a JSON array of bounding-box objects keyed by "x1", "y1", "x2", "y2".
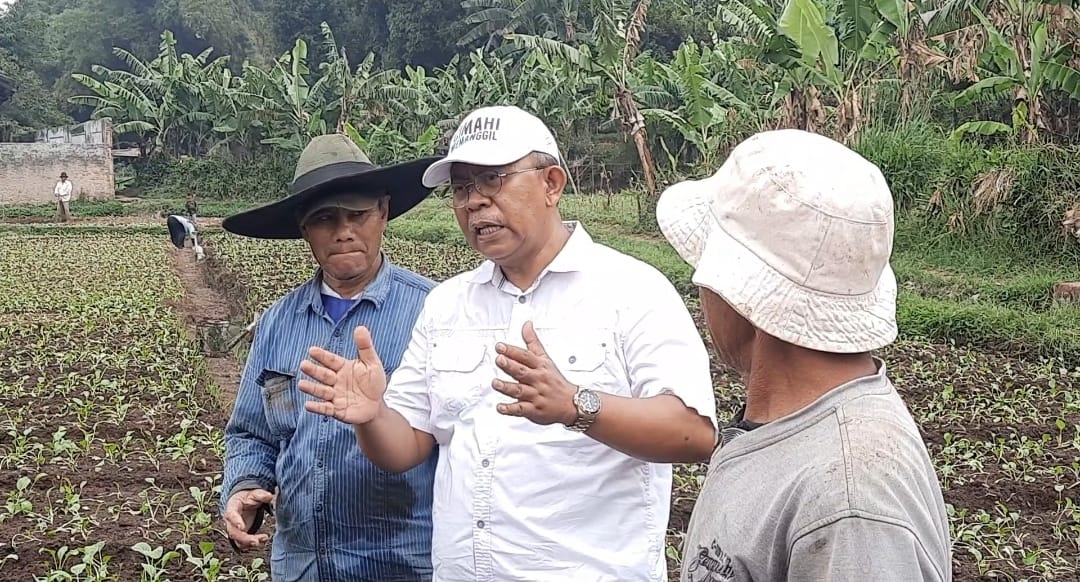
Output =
[
  {"x1": 204, "y1": 229, "x2": 1080, "y2": 580},
  {"x1": 0, "y1": 226, "x2": 1078, "y2": 580},
  {"x1": 0, "y1": 233, "x2": 269, "y2": 581}
]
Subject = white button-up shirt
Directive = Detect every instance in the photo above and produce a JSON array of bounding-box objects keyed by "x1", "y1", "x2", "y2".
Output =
[
  {"x1": 54, "y1": 180, "x2": 73, "y2": 202},
  {"x1": 384, "y1": 222, "x2": 717, "y2": 581}
]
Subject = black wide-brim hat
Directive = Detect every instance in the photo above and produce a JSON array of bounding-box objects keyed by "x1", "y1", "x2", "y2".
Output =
[{"x1": 222, "y1": 134, "x2": 441, "y2": 239}]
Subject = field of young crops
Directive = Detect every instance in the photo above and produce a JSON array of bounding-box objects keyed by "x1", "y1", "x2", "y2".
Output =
[
  {"x1": 1, "y1": 220, "x2": 1078, "y2": 581},
  {"x1": 0, "y1": 231, "x2": 268, "y2": 581},
  {"x1": 205, "y1": 229, "x2": 1080, "y2": 581}
]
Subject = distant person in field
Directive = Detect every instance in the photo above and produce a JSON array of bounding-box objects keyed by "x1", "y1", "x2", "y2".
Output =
[
  {"x1": 296, "y1": 105, "x2": 719, "y2": 581},
  {"x1": 54, "y1": 171, "x2": 72, "y2": 222},
  {"x1": 219, "y1": 134, "x2": 442, "y2": 582},
  {"x1": 185, "y1": 191, "x2": 198, "y2": 221},
  {"x1": 658, "y1": 129, "x2": 952, "y2": 582}
]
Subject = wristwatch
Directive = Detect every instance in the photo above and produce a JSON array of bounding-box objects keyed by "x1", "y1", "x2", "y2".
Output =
[{"x1": 566, "y1": 386, "x2": 602, "y2": 433}]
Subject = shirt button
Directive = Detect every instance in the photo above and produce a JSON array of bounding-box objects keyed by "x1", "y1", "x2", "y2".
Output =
[
  {"x1": 333, "y1": 330, "x2": 342, "y2": 338},
  {"x1": 482, "y1": 459, "x2": 490, "y2": 468},
  {"x1": 317, "y1": 460, "x2": 324, "y2": 468},
  {"x1": 477, "y1": 520, "x2": 485, "y2": 529},
  {"x1": 316, "y1": 503, "x2": 323, "y2": 512},
  {"x1": 322, "y1": 417, "x2": 328, "y2": 423},
  {"x1": 568, "y1": 355, "x2": 577, "y2": 364},
  {"x1": 517, "y1": 295, "x2": 526, "y2": 303}
]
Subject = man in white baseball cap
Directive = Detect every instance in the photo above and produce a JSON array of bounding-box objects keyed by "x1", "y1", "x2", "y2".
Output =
[
  {"x1": 297, "y1": 105, "x2": 719, "y2": 581},
  {"x1": 658, "y1": 129, "x2": 951, "y2": 582}
]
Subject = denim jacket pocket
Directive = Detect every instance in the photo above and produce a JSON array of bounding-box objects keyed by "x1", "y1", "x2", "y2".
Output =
[{"x1": 258, "y1": 369, "x2": 299, "y2": 441}]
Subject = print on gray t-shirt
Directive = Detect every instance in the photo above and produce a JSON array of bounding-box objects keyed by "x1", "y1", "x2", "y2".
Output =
[{"x1": 681, "y1": 361, "x2": 952, "y2": 582}]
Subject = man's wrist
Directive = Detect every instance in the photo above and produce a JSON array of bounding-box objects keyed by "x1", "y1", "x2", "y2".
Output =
[{"x1": 562, "y1": 385, "x2": 580, "y2": 426}]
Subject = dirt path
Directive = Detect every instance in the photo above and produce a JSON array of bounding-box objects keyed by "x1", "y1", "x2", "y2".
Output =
[{"x1": 167, "y1": 244, "x2": 243, "y2": 410}]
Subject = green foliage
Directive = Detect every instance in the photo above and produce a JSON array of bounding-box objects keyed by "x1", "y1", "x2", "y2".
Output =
[
  {"x1": 127, "y1": 156, "x2": 297, "y2": 201},
  {"x1": 855, "y1": 122, "x2": 1080, "y2": 248},
  {"x1": 0, "y1": 51, "x2": 71, "y2": 140}
]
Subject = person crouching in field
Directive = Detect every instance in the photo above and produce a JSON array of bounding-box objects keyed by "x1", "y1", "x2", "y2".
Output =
[
  {"x1": 219, "y1": 134, "x2": 442, "y2": 582},
  {"x1": 658, "y1": 129, "x2": 952, "y2": 582},
  {"x1": 296, "y1": 105, "x2": 719, "y2": 581}
]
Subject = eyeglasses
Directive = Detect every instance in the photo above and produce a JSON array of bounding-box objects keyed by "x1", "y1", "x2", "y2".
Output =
[{"x1": 445, "y1": 167, "x2": 549, "y2": 209}]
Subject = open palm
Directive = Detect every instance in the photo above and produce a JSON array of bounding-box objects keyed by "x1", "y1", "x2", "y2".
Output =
[{"x1": 298, "y1": 326, "x2": 387, "y2": 425}]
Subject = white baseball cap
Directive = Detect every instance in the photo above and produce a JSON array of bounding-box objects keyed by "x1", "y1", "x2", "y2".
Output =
[
  {"x1": 657, "y1": 129, "x2": 898, "y2": 353},
  {"x1": 421, "y1": 105, "x2": 563, "y2": 188}
]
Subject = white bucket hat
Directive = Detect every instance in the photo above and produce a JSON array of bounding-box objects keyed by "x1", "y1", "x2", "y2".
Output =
[
  {"x1": 422, "y1": 105, "x2": 563, "y2": 187},
  {"x1": 657, "y1": 129, "x2": 898, "y2": 353}
]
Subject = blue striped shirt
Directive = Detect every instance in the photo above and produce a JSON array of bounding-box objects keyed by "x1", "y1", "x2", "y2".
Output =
[{"x1": 222, "y1": 255, "x2": 438, "y2": 582}]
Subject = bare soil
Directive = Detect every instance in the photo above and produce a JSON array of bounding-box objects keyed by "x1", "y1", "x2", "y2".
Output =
[{"x1": 167, "y1": 245, "x2": 242, "y2": 407}]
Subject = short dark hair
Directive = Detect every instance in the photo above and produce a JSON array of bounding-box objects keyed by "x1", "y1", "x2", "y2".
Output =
[{"x1": 529, "y1": 152, "x2": 559, "y2": 168}]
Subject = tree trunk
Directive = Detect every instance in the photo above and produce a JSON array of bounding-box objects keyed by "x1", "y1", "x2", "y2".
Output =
[{"x1": 616, "y1": 87, "x2": 659, "y2": 230}]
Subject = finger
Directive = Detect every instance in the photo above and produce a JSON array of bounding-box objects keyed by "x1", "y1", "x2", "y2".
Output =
[
  {"x1": 495, "y1": 354, "x2": 534, "y2": 383},
  {"x1": 304, "y1": 399, "x2": 339, "y2": 418},
  {"x1": 246, "y1": 489, "x2": 275, "y2": 505},
  {"x1": 495, "y1": 342, "x2": 541, "y2": 369},
  {"x1": 492, "y1": 378, "x2": 535, "y2": 401},
  {"x1": 223, "y1": 509, "x2": 249, "y2": 536},
  {"x1": 497, "y1": 401, "x2": 533, "y2": 417},
  {"x1": 521, "y1": 321, "x2": 549, "y2": 357},
  {"x1": 353, "y1": 326, "x2": 385, "y2": 369},
  {"x1": 307, "y1": 345, "x2": 346, "y2": 372},
  {"x1": 298, "y1": 361, "x2": 339, "y2": 388},
  {"x1": 298, "y1": 378, "x2": 338, "y2": 402},
  {"x1": 229, "y1": 529, "x2": 268, "y2": 548}
]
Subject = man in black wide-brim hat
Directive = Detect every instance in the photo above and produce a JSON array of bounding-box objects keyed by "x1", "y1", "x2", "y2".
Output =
[{"x1": 220, "y1": 134, "x2": 441, "y2": 582}]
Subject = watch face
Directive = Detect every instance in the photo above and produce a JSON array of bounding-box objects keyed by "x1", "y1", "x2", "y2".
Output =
[{"x1": 577, "y1": 389, "x2": 602, "y2": 415}]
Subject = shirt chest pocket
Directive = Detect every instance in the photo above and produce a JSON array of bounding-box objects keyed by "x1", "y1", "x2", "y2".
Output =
[
  {"x1": 259, "y1": 369, "x2": 299, "y2": 441},
  {"x1": 542, "y1": 331, "x2": 626, "y2": 396},
  {"x1": 428, "y1": 340, "x2": 488, "y2": 418}
]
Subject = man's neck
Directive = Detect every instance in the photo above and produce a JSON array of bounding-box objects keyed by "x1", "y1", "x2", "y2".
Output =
[
  {"x1": 499, "y1": 221, "x2": 571, "y2": 291},
  {"x1": 322, "y1": 254, "x2": 383, "y2": 299},
  {"x1": 742, "y1": 336, "x2": 878, "y2": 424}
]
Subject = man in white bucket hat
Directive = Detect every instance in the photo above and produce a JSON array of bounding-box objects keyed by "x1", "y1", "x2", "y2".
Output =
[
  {"x1": 297, "y1": 105, "x2": 719, "y2": 581},
  {"x1": 658, "y1": 129, "x2": 951, "y2": 582}
]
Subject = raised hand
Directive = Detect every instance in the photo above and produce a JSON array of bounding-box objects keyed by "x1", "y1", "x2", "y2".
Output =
[
  {"x1": 492, "y1": 321, "x2": 579, "y2": 426},
  {"x1": 298, "y1": 326, "x2": 388, "y2": 425}
]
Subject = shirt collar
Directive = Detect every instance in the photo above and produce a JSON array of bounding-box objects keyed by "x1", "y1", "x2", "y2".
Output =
[
  {"x1": 468, "y1": 221, "x2": 594, "y2": 286},
  {"x1": 298, "y1": 251, "x2": 395, "y2": 315}
]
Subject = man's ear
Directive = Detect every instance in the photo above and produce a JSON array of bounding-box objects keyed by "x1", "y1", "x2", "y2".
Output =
[{"x1": 544, "y1": 165, "x2": 568, "y2": 207}]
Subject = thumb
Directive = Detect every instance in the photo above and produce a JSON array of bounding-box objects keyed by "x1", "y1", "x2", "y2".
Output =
[
  {"x1": 248, "y1": 489, "x2": 275, "y2": 504},
  {"x1": 353, "y1": 326, "x2": 384, "y2": 369},
  {"x1": 521, "y1": 321, "x2": 546, "y2": 356}
]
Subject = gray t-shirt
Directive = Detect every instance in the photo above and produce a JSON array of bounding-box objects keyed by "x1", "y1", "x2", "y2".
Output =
[{"x1": 680, "y1": 361, "x2": 951, "y2": 582}]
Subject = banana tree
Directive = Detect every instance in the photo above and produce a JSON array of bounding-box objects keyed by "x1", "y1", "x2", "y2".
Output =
[
  {"x1": 717, "y1": 0, "x2": 905, "y2": 140},
  {"x1": 508, "y1": 0, "x2": 661, "y2": 229},
  {"x1": 314, "y1": 22, "x2": 416, "y2": 133},
  {"x1": 70, "y1": 30, "x2": 220, "y2": 157},
  {"x1": 459, "y1": 0, "x2": 586, "y2": 49},
  {"x1": 244, "y1": 38, "x2": 333, "y2": 152},
  {"x1": 635, "y1": 38, "x2": 752, "y2": 173},
  {"x1": 950, "y1": 6, "x2": 1080, "y2": 143}
]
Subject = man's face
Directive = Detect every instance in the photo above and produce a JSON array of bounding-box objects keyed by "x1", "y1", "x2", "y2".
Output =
[
  {"x1": 699, "y1": 287, "x2": 757, "y2": 374},
  {"x1": 300, "y1": 196, "x2": 389, "y2": 288},
  {"x1": 449, "y1": 155, "x2": 561, "y2": 265}
]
